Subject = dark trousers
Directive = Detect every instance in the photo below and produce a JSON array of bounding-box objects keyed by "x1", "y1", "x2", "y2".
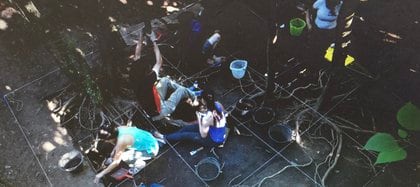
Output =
[{"x1": 165, "y1": 125, "x2": 219, "y2": 147}]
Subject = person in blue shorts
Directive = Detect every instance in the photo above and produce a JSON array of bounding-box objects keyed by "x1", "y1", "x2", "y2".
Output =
[{"x1": 153, "y1": 91, "x2": 227, "y2": 147}]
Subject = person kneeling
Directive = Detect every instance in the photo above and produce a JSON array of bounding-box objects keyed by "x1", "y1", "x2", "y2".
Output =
[
  {"x1": 154, "y1": 91, "x2": 227, "y2": 147},
  {"x1": 93, "y1": 123, "x2": 160, "y2": 184}
]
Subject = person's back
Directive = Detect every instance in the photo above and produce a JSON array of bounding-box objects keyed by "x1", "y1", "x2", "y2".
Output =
[{"x1": 118, "y1": 126, "x2": 159, "y2": 155}]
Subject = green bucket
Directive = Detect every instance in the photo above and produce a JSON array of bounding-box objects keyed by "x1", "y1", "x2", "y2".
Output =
[{"x1": 289, "y1": 18, "x2": 306, "y2": 36}]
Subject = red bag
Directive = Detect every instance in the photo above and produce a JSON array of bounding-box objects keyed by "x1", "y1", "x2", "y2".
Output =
[{"x1": 110, "y1": 168, "x2": 133, "y2": 181}]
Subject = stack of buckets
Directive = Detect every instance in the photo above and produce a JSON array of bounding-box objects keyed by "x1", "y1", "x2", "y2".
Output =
[{"x1": 289, "y1": 18, "x2": 306, "y2": 36}]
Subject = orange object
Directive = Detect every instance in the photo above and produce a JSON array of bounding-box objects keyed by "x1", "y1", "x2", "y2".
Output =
[
  {"x1": 110, "y1": 168, "x2": 132, "y2": 181},
  {"x1": 152, "y1": 85, "x2": 161, "y2": 113}
]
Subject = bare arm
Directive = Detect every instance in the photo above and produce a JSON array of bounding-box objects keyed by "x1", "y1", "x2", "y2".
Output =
[
  {"x1": 133, "y1": 31, "x2": 144, "y2": 61},
  {"x1": 151, "y1": 32, "x2": 163, "y2": 76},
  {"x1": 93, "y1": 141, "x2": 127, "y2": 183},
  {"x1": 196, "y1": 111, "x2": 212, "y2": 138}
]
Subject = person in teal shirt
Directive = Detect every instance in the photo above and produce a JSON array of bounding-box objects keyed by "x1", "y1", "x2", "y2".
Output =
[
  {"x1": 313, "y1": 0, "x2": 343, "y2": 29},
  {"x1": 94, "y1": 123, "x2": 159, "y2": 184}
]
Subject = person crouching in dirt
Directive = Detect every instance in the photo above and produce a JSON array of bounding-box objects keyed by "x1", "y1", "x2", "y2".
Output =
[
  {"x1": 133, "y1": 31, "x2": 199, "y2": 121},
  {"x1": 153, "y1": 90, "x2": 227, "y2": 147},
  {"x1": 93, "y1": 123, "x2": 160, "y2": 184},
  {"x1": 202, "y1": 30, "x2": 226, "y2": 68}
]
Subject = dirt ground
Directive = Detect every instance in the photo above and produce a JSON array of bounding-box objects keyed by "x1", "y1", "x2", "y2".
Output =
[{"x1": 1, "y1": 0, "x2": 420, "y2": 186}]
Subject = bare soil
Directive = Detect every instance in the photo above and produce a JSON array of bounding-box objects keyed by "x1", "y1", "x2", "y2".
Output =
[{"x1": 1, "y1": 0, "x2": 420, "y2": 186}]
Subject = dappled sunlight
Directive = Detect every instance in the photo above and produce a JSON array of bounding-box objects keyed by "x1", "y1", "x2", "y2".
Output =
[
  {"x1": 1, "y1": 7, "x2": 18, "y2": 19},
  {"x1": 163, "y1": 1, "x2": 169, "y2": 6},
  {"x1": 57, "y1": 126, "x2": 68, "y2": 136},
  {"x1": 75, "y1": 47, "x2": 85, "y2": 57},
  {"x1": 50, "y1": 112, "x2": 61, "y2": 123},
  {"x1": 47, "y1": 100, "x2": 59, "y2": 111},
  {"x1": 272, "y1": 34, "x2": 277, "y2": 44},
  {"x1": 383, "y1": 38, "x2": 397, "y2": 44},
  {"x1": 380, "y1": 30, "x2": 402, "y2": 44},
  {"x1": 42, "y1": 141, "x2": 56, "y2": 152},
  {"x1": 164, "y1": 6, "x2": 180, "y2": 13},
  {"x1": 53, "y1": 135, "x2": 67, "y2": 145},
  {"x1": 108, "y1": 16, "x2": 117, "y2": 23},
  {"x1": 112, "y1": 24, "x2": 118, "y2": 32},
  {"x1": 161, "y1": 0, "x2": 181, "y2": 13},
  {"x1": 24, "y1": 1, "x2": 41, "y2": 18},
  {"x1": 85, "y1": 32, "x2": 93, "y2": 38},
  {"x1": 0, "y1": 18, "x2": 8, "y2": 30}
]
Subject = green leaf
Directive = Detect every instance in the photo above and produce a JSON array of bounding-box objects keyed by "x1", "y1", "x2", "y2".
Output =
[
  {"x1": 397, "y1": 102, "x2": 420, "y2": 131},
  {"x1": 397, "y1": 129, "x2": 408, "y2": 139},
  {"x1": 364, "y1": 133, "x2": 399, "y2": 152},
  {"x1": 375, "y1": 148, "x2": 407, "y2": 164}
]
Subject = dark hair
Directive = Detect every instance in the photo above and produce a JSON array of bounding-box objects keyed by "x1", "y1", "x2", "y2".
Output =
[
  {"x1": 326, "y1": 0, "x2": 340, "y2": 16},
  {"x1": 130, "y1": 60, "x2": 152, "y2": 89},
  {"x1": 201, "y1": 90, "x2": 222, "y2": 116},
  {"x1": 96, "y1": 140, "x2": 114, "y2": 156}
]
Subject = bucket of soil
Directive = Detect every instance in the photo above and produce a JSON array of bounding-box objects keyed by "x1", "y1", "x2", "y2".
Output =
[
  {"x1": 195, "y1": 157, "x2": 223, "y2": 181},
  {"x1": 59, "y1": 150, "x2": 84, "y2": 173},
  {"x1": 268, "y1": 123, "x2": 293, "y2": 143},
  {"x1": 252, "y1": 107, "x2": 275, "y2": 125},
  {"x1": 233, "y1": 98, "x2": 257, "y2": 118}
]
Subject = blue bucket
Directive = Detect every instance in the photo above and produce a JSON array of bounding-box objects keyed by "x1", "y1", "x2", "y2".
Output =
[{"x1": 230, "y1": 60, "x2": 248, "y2": 79}]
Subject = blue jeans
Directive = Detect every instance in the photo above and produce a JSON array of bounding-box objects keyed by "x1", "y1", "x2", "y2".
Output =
[
  {"x1": 165, "y1": 125, "x2": 219, "y2": 147},
  {"x1": 152, "y1": 77, "x2": 195, "y2": 121}
]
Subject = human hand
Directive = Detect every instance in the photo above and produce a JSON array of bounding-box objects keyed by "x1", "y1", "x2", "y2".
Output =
[
  {"x1": 186, "y1": 98, "x2": 199, "y2": 107},
  {"x1": 93, "y1": 173, "x2": 103, "y2": 184},
  {"x1": 195, "y1": 111, "x2": 202, "y2": 120}
]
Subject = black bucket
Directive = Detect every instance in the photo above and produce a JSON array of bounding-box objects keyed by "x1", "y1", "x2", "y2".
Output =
[
  {"x1": 268, "y1": 123, "x2": 293, "y2": 143},
  {"x1": 252, "y1": 107, "x2": 275, "y2": 125},
  {"x1": 59, "y1": 150, "x2": 84, "y2": 173},
  {"x1": 233, "y1": 98, "x2": 257, "y2": 118},
  {"x1": 195, "y1": 157, "x2": 223, "y2": 181}
]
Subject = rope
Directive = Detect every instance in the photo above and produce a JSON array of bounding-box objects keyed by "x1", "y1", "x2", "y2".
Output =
[{"x1": 255, "y1": 157, "x2": 313, "y2": 187}]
